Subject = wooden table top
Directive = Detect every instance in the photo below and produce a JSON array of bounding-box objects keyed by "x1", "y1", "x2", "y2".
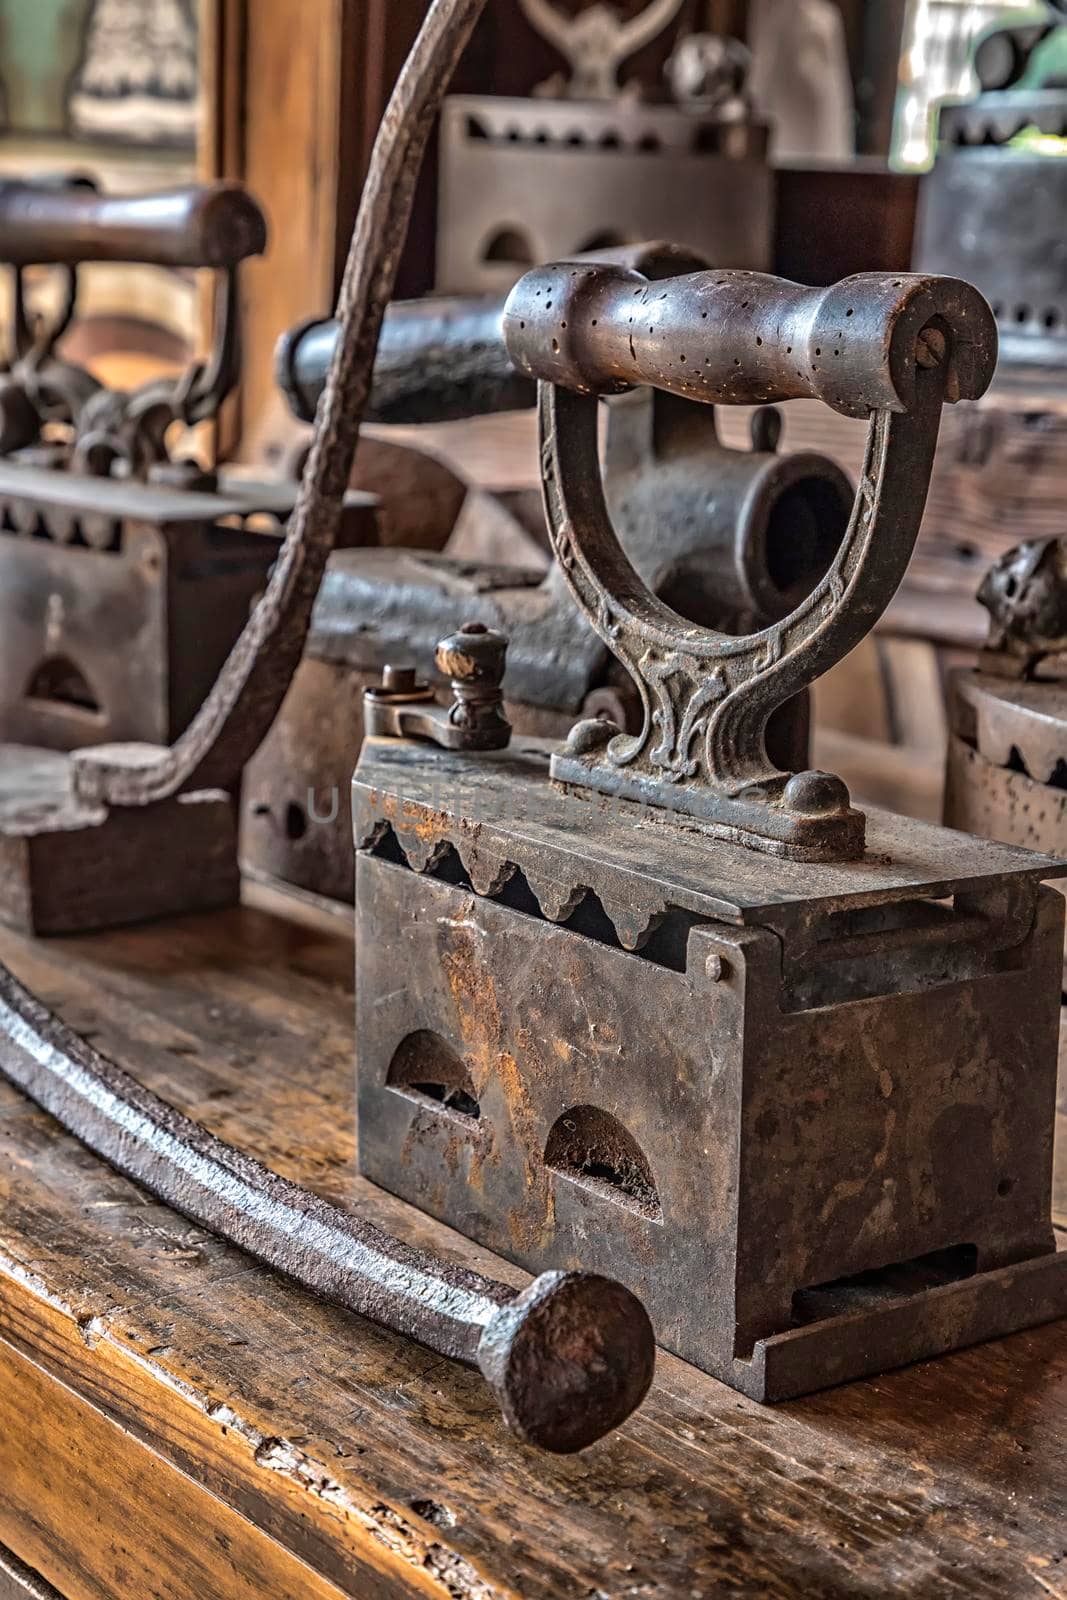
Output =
[{"x1": 1, "y1": 887, "x2": 1065, "y2": 1600}]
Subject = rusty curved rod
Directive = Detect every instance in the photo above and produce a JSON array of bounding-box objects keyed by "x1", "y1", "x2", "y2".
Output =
[
  {"x1": 72, "y1": 0, "x2": 491, "y2": 810},
  {"x1": 0, "y1": 959, "x2": 655, "y2": 1454}
]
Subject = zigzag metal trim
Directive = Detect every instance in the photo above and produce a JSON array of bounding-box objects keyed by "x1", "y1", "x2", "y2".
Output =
[
  {"x1": 358, "y1": 819, "x2": 668, "y2": 952},
  {"x1": 0, "y1": 498, "x2": 123, "y2": 552}
]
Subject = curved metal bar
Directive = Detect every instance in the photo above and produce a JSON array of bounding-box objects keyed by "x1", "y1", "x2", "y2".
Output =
[
  {"x1": 182, "y1": 265, "x2": 243, "y2": 426},
  {"x1": 11, "y1": 267, "x2": 32, "y2": 360},
  {"x1": 0, "y1": 958, "x2": 654, "y2": 1453},
  {"x1": 71, "y1": 0, "x2": 492, "y2": 811}
]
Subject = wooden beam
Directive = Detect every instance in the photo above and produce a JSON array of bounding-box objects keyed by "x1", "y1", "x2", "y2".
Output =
[{"x1": 199, "y1": 0, "x2": 431, "y2": 462}]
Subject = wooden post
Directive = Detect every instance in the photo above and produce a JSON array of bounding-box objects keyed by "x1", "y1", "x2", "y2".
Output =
[{"x1": 199, "y1": 0, "x2": 430, "y2": 462}]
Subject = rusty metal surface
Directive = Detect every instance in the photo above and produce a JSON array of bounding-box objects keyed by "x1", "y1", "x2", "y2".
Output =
[
  {"x1": 353, "y1": 736, "x2": 1067, "y2": 1398},
  {"x1": 500, "y1": 262, "x2": 996, "y2": 858},
  {"x1": 943, "y1": 536, "x2": 1067, "y2": 862},
  {"x1": 0, "y1": 956, "x2": 654, "y2": 1451},
  {"x1": 353, "y1": 738, "x2": 1066, "y2": 938},
  {"x1": 953, "y1": 673, "x2": 1067, "y2": 789},
  {"x1": 0, "y1": 466, "x2": 291, "y2": 750},
  {"x1": 945, "y1": 731, "x2": 1067, "y2": 863}
]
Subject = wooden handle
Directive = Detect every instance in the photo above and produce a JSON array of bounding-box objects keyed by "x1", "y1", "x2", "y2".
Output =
[
  {"x1": 0, "y1": 181, "x2": 267, "y2": 269},
  {"x1": 503, "y1": 263, "x2": 998, "y2": 420}
]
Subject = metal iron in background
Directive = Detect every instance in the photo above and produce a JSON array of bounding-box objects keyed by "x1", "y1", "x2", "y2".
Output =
[
  {"x1": 436, "y1": 0, "x2": 770, "y2": 293},
  {"x1": 913, "y1": 0, "x2": 1067, "y2": 385},
  {"x1": 353, "y1": 262, "x2": 1067, "y2": 1402},
  {"x1": 0, "y1": 0, "x2": 490, "y2": 936},
  {"x1": 0, "y1": 180, "x2": 376, "y2": 754},
  {"x1": 944, "y1": 536, "x2": 1067, "y2": 973},
  {"x1": 246, "y1": 246, "x2": 853, "y2": 903}
]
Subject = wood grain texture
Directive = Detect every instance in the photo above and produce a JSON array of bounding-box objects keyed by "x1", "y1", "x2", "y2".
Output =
[{"x1": 0, "y1": 894, "x2": 1065, "y2": 1597}]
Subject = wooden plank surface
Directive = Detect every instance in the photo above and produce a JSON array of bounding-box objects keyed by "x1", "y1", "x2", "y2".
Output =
[{"x1": 0, "y1": 889, "x2": 1065, "y2": 1599}]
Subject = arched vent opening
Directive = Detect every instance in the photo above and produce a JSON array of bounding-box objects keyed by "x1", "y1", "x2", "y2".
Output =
[
  {"x1": 24, "y1": 656, "x2": 102, "y2": 718},
  {"x1": 481, "y1": 226, "x2": 535, "y2": 268},
  {"x1": 545, "y1": 1105, "x2": 661, "y2": 1219},
  {"x1": 387, "y1": 1030, "x2": 481, "y2": 1123}
]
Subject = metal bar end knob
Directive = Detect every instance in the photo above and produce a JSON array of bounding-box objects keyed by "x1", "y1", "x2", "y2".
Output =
[{"x1": 477, "y1": 1271, "x2": 656, "y2": 1453}]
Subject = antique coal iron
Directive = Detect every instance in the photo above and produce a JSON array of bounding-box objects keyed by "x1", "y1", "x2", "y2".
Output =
[
  {"x1": 914, "y1": 0, "x2": 1067, "y2": 385},
  {"x1": 247, "y1": 243, "x2": 852, "y2": 903},
  {"x1": 436, "y1": 0, "x2": 771, "y2": 293},
  {"x1": 0, "y1": 179, "x2": 309, "y2": 753},
  {"x1": 0, "y1": 180, "x2": 376, "y2": 935},
  {"x1": 353, "y1": 260, "x2": 1067, "y2": 1400}
]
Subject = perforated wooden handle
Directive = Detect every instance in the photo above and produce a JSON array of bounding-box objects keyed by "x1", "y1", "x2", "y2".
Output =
[
  {"x1": 503, "y1": 263, "x2": 998, "y2": 420},
  {"x1": 0, "y1": 181, "x2": 267, "y2": 269}
]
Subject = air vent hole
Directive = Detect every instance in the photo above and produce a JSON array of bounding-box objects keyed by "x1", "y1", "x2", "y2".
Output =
[{"x1": 545, "y1": 1105, "x2": 661, "y2": 1218}]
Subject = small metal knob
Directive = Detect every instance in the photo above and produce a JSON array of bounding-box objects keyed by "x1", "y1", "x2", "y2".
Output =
[
  {"x1": 436, "y1": 621, "x2": 506, "y2": 687},
  {"x1": 382, "y1": 663, "x2": 419, "y2": 693},
  {"x1": 783, "y1": 770, "x2": 851, "y2": 817},
  {"x1": 435, "y1": 621, "x2": 510, "y2": 737}
]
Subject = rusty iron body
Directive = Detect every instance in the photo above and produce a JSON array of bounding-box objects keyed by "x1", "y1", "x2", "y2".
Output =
[
  {"x1": 437, "y1": 96, "x2": 770, "y2": 296},
  {"x1": 945, "y1": 537, "x2": 1067, "y2": 917},
  {"x1": 0, "y1": 181, "x2": 340, "y2": 753},
  {"x1": 246, "y1": 244, "x2": 851, "y2": 901},
  {"x1": 353, "y1": 262, "x2": 1067, "y2": 1401},
  {"x1": 914, "y1": 1, "x2": 1067, "y2": 385},
  {"x1": 0, "y1": 465, "x2": 300, "y2": 751}
]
